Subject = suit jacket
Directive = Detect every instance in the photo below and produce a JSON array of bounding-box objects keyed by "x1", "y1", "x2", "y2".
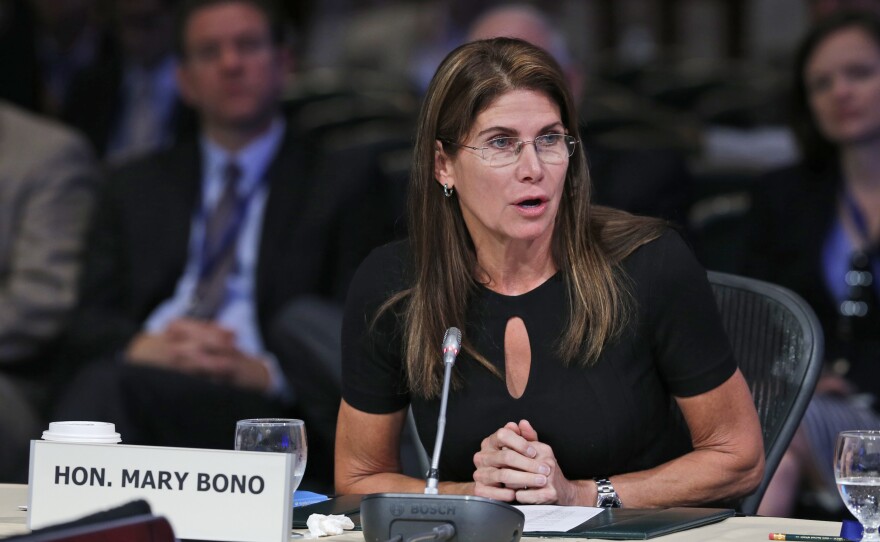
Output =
[
  {"x1": 743, "y1": 162, "x2": 880, "y2": 393},
  {"x1": 0, "y1": 102, "x2": 98, "y2": 369},
  {"x1": 67, "y1": 123, "x2": 353, "y2": 382}
]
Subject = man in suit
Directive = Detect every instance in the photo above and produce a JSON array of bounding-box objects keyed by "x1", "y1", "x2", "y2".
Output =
[
  {"x1": 0, "y1": 101, "x2": 98, "y2": 481},
  {"x1": 56, "y1": 0, "x2": 351, "y2": 492}
]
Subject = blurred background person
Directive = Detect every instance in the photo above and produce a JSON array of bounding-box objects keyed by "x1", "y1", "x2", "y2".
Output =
[
  {"x1": 0, "y1": 100, "x2": 98, "y2": 482},
  {"x1": 63, "y1": 0, "x2": 196, "y2": 163},
  {"x1": 745, "y1": 10, "x2": 880, "y2": 518},
  {"x1": 52, "y1": 0, "x2": 374, "y2": 493},
  {"x1": 466, "y1": 4, "x2": 585, "y2": 99}
]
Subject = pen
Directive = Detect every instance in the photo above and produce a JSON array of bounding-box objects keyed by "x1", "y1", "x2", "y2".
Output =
[{"x1": 769, "y1": 534, "x2": 851, "y2": 541}]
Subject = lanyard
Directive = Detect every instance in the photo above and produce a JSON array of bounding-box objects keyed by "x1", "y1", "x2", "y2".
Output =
[
  {"x1": 842, "y1": 188, "x2": 879, "y2": 258},
  {"x1": 196, "y1": 172, "x2": 267, "y2": 281}
]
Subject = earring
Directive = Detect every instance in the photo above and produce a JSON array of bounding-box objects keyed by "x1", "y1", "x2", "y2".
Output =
[{"x1": 443, "y1": 183, "x2": 454, "y2": 198}]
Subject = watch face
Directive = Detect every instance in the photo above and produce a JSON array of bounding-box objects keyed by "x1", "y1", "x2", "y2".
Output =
[
  {"x1": 598, "y1": 494, "x2": 616, "y2": 508},
  {"x1": 599, "y1": 496, "x2": 621, "y2": 508}
]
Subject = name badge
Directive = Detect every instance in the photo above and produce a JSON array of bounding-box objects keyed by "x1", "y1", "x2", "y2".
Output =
[{"x1": 28, "y1": 440, "x2": 292, "y2": 542}]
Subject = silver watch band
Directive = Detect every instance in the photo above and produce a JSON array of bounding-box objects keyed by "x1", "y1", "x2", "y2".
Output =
[{"x1": 595, "y1": 478, "x2": 622, "y2": 508}]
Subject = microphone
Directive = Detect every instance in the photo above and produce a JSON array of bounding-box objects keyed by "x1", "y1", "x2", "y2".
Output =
[
  {"x1": 441, "y1": 327, "x2": 461, "y2": 365},
  {"x1": 360, "y1": 327, "x2": 525, "y2": 542},
  {"x1": 425, "y1": 327, "x2": 461, "y2": 494}
]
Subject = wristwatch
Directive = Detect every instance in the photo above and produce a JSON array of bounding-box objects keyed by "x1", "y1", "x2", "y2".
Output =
[{"x1": 595, "y1": 478, "x2": 622, "y2": 508}]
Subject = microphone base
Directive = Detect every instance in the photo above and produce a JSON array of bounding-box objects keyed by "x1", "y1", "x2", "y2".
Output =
[{"x1": 360, "y1": 493, "x2": 524, "y2": 542}]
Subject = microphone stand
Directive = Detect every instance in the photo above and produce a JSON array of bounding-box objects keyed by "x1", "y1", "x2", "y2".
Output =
[
  {"x1": 424, "y1": 359, "x2": 453, "y2": 494},
  {"x1": 359, "y1": 328, "x2": 525, "y2": 542}
]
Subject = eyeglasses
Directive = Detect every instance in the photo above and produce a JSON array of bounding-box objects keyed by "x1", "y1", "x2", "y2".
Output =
[{"x1": 442, "y1": 133, "x2": 578, "y2": 167}]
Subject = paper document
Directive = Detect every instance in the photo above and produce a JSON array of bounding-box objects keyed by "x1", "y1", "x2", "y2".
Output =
[{"x1": 514, "y1": 505, "x2": 604, "y2": 532}]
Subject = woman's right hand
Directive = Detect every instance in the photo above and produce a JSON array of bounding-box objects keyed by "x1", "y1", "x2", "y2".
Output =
[
  {"x1": 335, "y1": 400, "x2": 474, "y2": 495},
  {"x1": 472, "y1": 421, "x2": 550, "y2": 502}
]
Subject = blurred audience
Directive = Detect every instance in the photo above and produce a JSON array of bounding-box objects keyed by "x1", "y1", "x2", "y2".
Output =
[
  {"x1": 0, "y1": 101, "x2": 98, "y2": 482},
  {"x1": 698, "y1": 0, "x2": 880, "y2": 175},
  {"x1": 745, "y1": 11, "x2": 880, "y2": 517},
  {"x1": 467, "y1": 4, "x2": 584, "y2": 98},
  {"x1": 63, "y1": 0, "x2": 195, "y2": 163},
  {"x1": 52, "y1": 0, "x2": 371, "y2": 492},
  {"x1": 466, "y1": 4, "x2": 694, "y2": 227},
  {"x1": 3, "y1": 0, "x2": 873, "y2": 495},
  {"x1": 304, "y1": 1, "x2": 482, "y2": 92}
]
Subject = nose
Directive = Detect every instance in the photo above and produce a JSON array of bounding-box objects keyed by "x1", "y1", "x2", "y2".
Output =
[
  {"x1": 218, "y1": 43, "x2": 244, "y2": 71},
  {"x1": 830, "y1": 75, "x2": 853, "y2": 100},
  {"x1": 515, "y1": 141, "x2": 543, "y2": 182}
]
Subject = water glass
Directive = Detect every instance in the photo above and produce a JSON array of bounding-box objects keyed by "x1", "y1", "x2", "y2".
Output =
[
  {"x1": 835, "y1": 430, "x2": 880, "y2": 541},
  {"x1": 235, "y1": 418, "x2": 308, "y2": 501}
]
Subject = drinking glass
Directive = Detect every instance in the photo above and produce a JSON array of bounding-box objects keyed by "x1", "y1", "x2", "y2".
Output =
[
  {"x1": 235, "y1": 418, "x2": 308, "y2": 502},
  {"x1": 835, "y1": 430, "x2": 880, "y2": 541}
]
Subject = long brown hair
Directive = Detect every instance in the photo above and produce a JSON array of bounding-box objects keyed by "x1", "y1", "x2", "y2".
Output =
[{"x1": 385, "y1": 38, "x2": 665, "y2": 398}]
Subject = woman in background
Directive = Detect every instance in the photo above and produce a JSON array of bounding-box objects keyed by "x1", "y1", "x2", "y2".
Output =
[
  {"x1": 337, "y1": 37, "x2": 763, "y2": 507},
  {"x1": 746, "y1": 10, "x2": 880, "y2": 517}
]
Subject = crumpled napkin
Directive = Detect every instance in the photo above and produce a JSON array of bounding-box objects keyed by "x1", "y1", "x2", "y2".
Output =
[{"x1": 305, "y1": 513, "x2": 355, "y2": 537}]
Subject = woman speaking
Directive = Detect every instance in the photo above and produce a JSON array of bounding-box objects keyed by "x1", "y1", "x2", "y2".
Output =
[{"x1": 335, "y1": 37, "x2": 763, "y2": 508}]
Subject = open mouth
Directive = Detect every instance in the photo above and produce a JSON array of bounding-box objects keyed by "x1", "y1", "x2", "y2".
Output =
[{"x1": 517, "y1": 198, "x2": 543, "y2": 208}]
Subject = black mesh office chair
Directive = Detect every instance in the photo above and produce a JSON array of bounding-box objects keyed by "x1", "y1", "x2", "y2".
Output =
[{"x1": 706, "y1": 271, "x2": 824, "y2": 515}]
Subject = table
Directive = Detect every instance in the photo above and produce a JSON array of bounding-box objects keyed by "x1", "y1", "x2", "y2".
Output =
[
  {"x1": 311, "y1": 516, "x2": 845, "y2": 542},
  {"x1": 0, "y1": 484, "x2": 27, "y2": 538},
  {"x1": 0, "y1": 484, "x2": 845, "y2": 541}
]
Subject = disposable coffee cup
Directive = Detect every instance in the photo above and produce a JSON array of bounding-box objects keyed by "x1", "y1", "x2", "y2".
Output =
[{"x1": 41, "y1": 421, "x2": 121, "y2": 444}]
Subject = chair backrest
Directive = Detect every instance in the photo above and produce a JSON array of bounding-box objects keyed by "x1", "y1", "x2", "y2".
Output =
[{"x1": 706, "y1": 270, "x2": 824, "y2": 515}]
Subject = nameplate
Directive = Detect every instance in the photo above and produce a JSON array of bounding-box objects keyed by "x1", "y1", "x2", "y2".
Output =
[{"x1": 28, "y1": 440, "x2": 292, "y2": 542}]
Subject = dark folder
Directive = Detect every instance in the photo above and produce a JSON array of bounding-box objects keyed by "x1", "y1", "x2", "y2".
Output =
[
  {"x1": 7, "y1": 514, "x2": 175, "y2": 542},
  {"x1": 523, "y1": 507, "x2": 735, "y2": 539}
]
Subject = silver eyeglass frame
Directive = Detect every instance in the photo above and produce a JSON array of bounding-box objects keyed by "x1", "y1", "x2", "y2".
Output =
[{"x1": 439, "y1": 133, "x2": 579, "y2": 167}]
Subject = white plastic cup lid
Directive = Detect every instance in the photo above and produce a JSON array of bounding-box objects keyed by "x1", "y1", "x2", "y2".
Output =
[{"x1": 42, "y1": 421, "x2": 121, "y2": 444}]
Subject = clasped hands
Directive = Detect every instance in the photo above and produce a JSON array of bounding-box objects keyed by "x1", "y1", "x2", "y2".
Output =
[
  {"x1": 125, "y1": 318, "x2": 270, "y2": 392},
  {"x1": 473, "y1": 419, "x2": 581, "y2": 505}
]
